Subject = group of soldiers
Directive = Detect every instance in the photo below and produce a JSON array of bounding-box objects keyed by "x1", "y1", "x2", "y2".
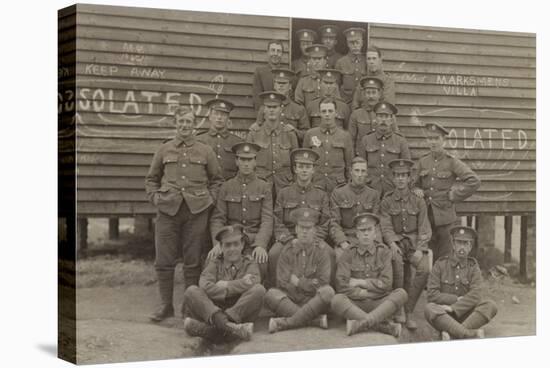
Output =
[{"x1": 143, "y1": 25, "x2": 498, "y2": 344}]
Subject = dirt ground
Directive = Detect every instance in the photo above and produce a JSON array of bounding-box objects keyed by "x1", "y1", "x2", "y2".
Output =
[{"x1": 73, "y1": 271, "x2": 536, "y2": 364}]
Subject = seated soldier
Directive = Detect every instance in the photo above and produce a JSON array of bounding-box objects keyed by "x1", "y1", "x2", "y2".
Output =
[
  {"x1": 265, "y1": 208, "x2": 335, "y2": 333},
  {"x1": 183, "y1": 225, "x2": 266, "y2": 341},
  {"x1": 380, "y1": 159, "x2": 432, "y2": 329},
  {"x1": 331, "y1": 213, "x2": 407, "y2": 337},
  {"x1": 424, "y1": 226, "x2": 498, "y2": 340}
]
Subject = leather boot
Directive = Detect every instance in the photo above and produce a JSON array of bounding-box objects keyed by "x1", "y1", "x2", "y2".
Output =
[
  {"x1": 268, "y1": 317, "x2": 290, "y2": 333},
  {"x1": 150, "y1": 269, "x2": 175, "y2": 322},
  {"x1": 374, "y1": 321, "x2": 402, "y2": 338},
  {"x1": 212, "y1": 311, "x2": 254, "y2": 341},
  {"x1": 285, "y1": 294, "x2": 328, "y2": 329},
  {"x1": 183, "y1": 317, "x2": 218, "y2": 340},
  {"x1": 432, "y1": 313, "x2": 479, "y2": 339},
  {"x1": 366, "y1": 299, "x2": 400, "y2": 328},
  {"x1": 405, "y1": 312, "x2": 418, "y2": 330}
]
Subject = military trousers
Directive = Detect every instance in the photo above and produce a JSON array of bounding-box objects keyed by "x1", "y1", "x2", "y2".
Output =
[
  {"x1": 154, "y1": 200, "x2": 211, "y2": 283},
  {"x1": 184, "y1": 284, "x2": 266, "y2": 324},
  {"x1": 424, "y1": 300, "x2": 498, "y2": 331}
]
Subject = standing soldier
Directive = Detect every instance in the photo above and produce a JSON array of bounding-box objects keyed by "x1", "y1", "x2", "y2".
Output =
[
  {"x1": 294, "y1": 44, "x2": 338, "y2": 108},
  {"x1": 319, "y1": 25, "x2": 343, "y2": 68},
  {"x1": 306, "y1": 69, "x2": 350, "y2": 129},
  {"x1": 335, "y1": 27, "x2": 366, "y2": 104},
  {"x1": 247, "y1": 91, "x2": 299, "y2": 195},
  {"x1": 412, "y1": 123, "x2": 481, "y2": 262},
  {"x1": 292, "y1": 29, "x2": 317, "y2": 80},
  {"x1": 252, "y1": 40, "x2": 285, "y2": 111},
  {"x1": 348, "y1": 76, "x2": 384, "y2": 154},
  {"x1": 330, "y1": 156, "x2": 380, "y2": 261},
  {"x1": 183, "y1": 225, "x2": 266, "y2": 341},
  {"x1": 361, "y1": 102, "x2": 411, "y2": 197},
  {"x1": 209, "y1": 142, "x2": 273, "y2": 279},
  {"x1": 265, "y1": 208, "x2": 335, "y2": 333},
  {"x1": 331, "y1": 213, "x2": 407, "y2": 337},
  {"x1": 255, "y1": 68, "x2": 310, "y2": 144},
  {"x1": 424, "y1": 226, "x2": 497, "y2": 340},
  {"x1": 268, "y1": 148, "x2": 331, "y2": 287},
  {"x1": 351, "y1": 45, "x2": 397, "y2": 110},
  {"x1": 380, "y1": 159, "x2": 432, "y2": 330},
  {"x1": 303, "y1": 97, "x2": 354, "y2": 193},
  {"x1": 197, "y1": 98, "x2": 242, "y2": 180},
  {"x1": 145, "y1": 105, "x2": 224, "y2": 322}
]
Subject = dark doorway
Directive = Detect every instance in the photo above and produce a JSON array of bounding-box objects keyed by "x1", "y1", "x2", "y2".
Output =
[{"x1": 290, "y1": 18, "x2": 368, "y2": 62}]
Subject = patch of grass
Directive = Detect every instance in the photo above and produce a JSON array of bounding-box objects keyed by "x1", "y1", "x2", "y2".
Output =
[{"x1": 76, "y1": 255, "x2": 185, "y2": 288}]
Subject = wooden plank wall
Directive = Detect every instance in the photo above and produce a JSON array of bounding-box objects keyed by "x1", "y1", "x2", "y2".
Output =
[
  {"x1": 369, "y1": 23, "x2": 536, "y2": 215},
  {"x1": 62, "y1": 4, "x2": 290, "y2": 216}
]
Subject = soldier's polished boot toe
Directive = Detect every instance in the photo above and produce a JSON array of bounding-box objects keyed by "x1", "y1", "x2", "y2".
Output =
[
  {"x1": 394, "y1": 306, "x2": 406, "y2": 324},
  {"x1": 149, "y1": 304, "x2": 174, "y2": 322},
  {"x1": 183, "y1": 317, "x2": 218, "y2": 340},
  {"x1": 405, "y1": 314, "x2": 418, "y2": 330},
  {"x1": 309, "y1": 314, "x2": 328, "y2": 329},
  {"x1": 475, "y1": 329, "x2": 485, "y2": 339},
  {"x1": 268, "y1": 317, "x2": 288, "y2": 333},
  {"x1": 376, "y1": 321, "x2": 402, "y2": 338},
  {"x1": 226, "y1": 322, "x2": 254, "y2": 341},
  {"x1": 346, "y1": 319, "x2": 367, "y2": 336},
  {"x1": 441, "y1": 331, "x2": 451, "y2": 341}
]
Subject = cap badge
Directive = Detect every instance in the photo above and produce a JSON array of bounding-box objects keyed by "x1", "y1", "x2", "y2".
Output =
[
  {"x1": 315, "y1": 46, "x2": 319, "y2": 52},
  {"x1": 431, "y1": 125, "x2": 436, "y2": 130},
  {"x1": 279, "y1": 72, "x2": 284, "y2": 77},
  {"x1": 244, "y1": 145, "x2": 250, "y2": 152},
  {"x1": 304, "y1": 32, "x2": 309, "y2": 37},
  {"x1": 459, "y1": 229, "x2": 465, "y2": 234},
  {"x1": 270, "y1": 94, "x2": 275, "y2": 99},
  {"x1": 327, "y1": 28, "x2": 332, "y2": 33},
  {"x1": 327, "y1": 72, "x2": 332, "y2": 77},
  {"x1": 399, "y1": 161, "x2": 404, "y2": 166},
  {"x1": 304, "y1": 152, "x2": 309, "y2": 158},
  {"x1": 304, "y1": 211, "x2": 310, "y2": 218},
  {"x1": 350, "y1": 31, "x2": 355, "y2": 36},
  {"x1": 220, "y1": 102, "x2": 226, "y2": 108}
]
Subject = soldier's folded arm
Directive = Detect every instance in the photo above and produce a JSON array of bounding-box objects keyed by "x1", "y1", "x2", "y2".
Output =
[
  {"x1": 206, "y1": 147, "x2": 224, "y2": 200},
  {"x1": 450, "y1": 158, "x2": 481, "y2": 202},
  {"x1": 450, "y1": 264, "x2": 483, "y2": 318},
  {"x1": 144, "y1": 149, "x2": 164, "y2": 203},
  {"x1": 335, "y1": 251, "x2": 367, "y2": 299},
  {"x1": 199, "y1": 260, "x2": 227, "y2": 301},
  {"x1": 226, "y1": 263, "x2": 261, "y2": 297},
  {"x1": 363, "y1": 250, "x2": 393, "y2": 292},
  {"x1": 426, "y1": 261, "x2": 459, "y2": 305},
  {"x1": 276, "y1": 248, "x2": 299, "y2": 294},
  {"x1": 299, "y1": 248, "x2": 331, "y2": 293}
]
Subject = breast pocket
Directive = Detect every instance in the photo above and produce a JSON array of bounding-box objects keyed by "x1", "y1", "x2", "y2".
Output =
[
  {"x1": 389, "y1": 208, "x2": 404, "y2": 233},
  {"x1": 247, "y1": 193, "x2": 265, "y2": 219},
  {"x1": 162, "y1": 155, "x2": 179, "y2": 181},
  {"x1": 329, "y1": 140, "x2": 346, "y2": 168},
  {"x1": 340, "y1": 70, "x2": 356, "y2": 96},
  {"x1": 435, "y1": 170, "x2": 454, "y2": 189},
  {"x1": 384, "y1": 145, "x2": 402, "y2": 161},
  {"x1": 187, "y1": 155, "x2": 208, "y2": 183},
  {"x1": 338, "y1": 201, "x2": 355, "y2": 228},
  {"x1": 282, "y1": 202, "x2": 299, "y2": 225},
  {"x1": 365, "y1": 146, "x2": 380, "y2": 167},
  {"x1": 278, "y1": 141, "x2": 292, "y2": 167},
  {"x1": 405, "y1": 207, "x2": 419, "y2": 232},
  {"x1": 223, "y1": 194, "x2": 242, "y2": 222},
  {"x1": 440, "y1": 278, "x2": 456, "y2": 294}
]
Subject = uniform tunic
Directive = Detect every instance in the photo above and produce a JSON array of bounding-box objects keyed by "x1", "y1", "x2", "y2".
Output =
[
  {"x1": 303, "y1": 125, "x2": 354, "y2": 193},
  {"x1": 361, "y1": 131, "x2": 411, "y2": 195},
  {"x1": 348, "y1": 107, "x2": 376, "y2": 154},
  {"x1": 197, "y1": 127, "x2": 243, "y2": 180},
  {"x1": 256, "y1": 98, "x2": 310, "y2": 143},
  {"x1": 246, "y1": 121, "x2": 299, "y2": 192},
  {"x1": 329, "y1": 183, "x2": 380, "y2": 246},
  {"x1": 277, "y1": 240, "x2": 332, "y2": 304},
  {"x1": 335, "y1": 53, "x2": 366, "y2": 103},
  {"x1": 210, "y1": 173, "x2": 273, "y2": 249}
]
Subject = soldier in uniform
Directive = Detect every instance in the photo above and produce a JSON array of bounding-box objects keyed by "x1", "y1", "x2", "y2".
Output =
[
  {"x1": 348, "y1": 76, "x2": 384, "y2": 154},
  {"x1": 361, "y1": 102, "x2": 411, "y2": 197},
  {"x1": 306, "y1": 69, "x2": 350, "y2": 129},
  {"x1": 330, "y1": 156, "x2": 380, "y2": 261},
  {"x1": 319, "y1": 25, "x2": 343, "y2": 68},
  {"x1": 294, "y1": 44, "x2": 338, "y2": 108},
  {"x1": 331, "y1": 213, "x2": 407, "y2": 337},
  {"x1": 183, "y1": 225, "x2": 266, "y2": 341},
  {"x1": 252, "y1": 40, "x2": 285, "y2": 111},
  {"x1": 424, "y1": 226, "x2": 497, "y2": 340},
  {"x1": 380, "y1": 159, "x2": 432, "y2": 329},
  {"x1": 292, "y1": 29, "x2": 317, "y2": 80},
  {"x1": 208, "y1": 142, "x2": 273, "y2": 279},
  {"x1": 268, "y1": 148, "x2": 331, "y2": 287},
  {"x1": 351, "y1": 45, "x2": 397, "y2": 110},
  {"x1": 412, "y1": 123, "x2": 481, "y2": 262},
  {"x1": 145, "y1": 105, "x2": 224, "y2": 322},
  {"x1": 335, "y1": 27, "x2": 366, "y2": 104},
  {"x1": 255, "y1": 68, "x2": 310, "y2": 144},
  {"x1": 247, "y1": 91, "x2": 299, "y2": 195},
  {"x1": 265, "y1": 208, "x2": 335, "y2": 333},
  {"x1": 303, "y1": 97, "x2": 354, "y2": 193},
  {"x1": 196, "y1": 98, "x2": 243, "y2": 180}
]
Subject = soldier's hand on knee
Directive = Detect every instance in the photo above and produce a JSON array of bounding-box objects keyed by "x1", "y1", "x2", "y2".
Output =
[
  {"x1": 412, "y1": 187, "x2": 424, "y2": 198},
  {"x1": 252, "y1": 246, "x2": 268, "y2": 263},
  {"x1": 290, "y1": 274, "x2": 300, "y2": 287},
  {"x1": 440, "y1": 304, "x2": 454, "y2": 313},
  {"x1": 390, "y1": 242, "x2": 402, "y2": 257},
  {"x1": 216, "y1": 280, "x2": 229, "y2": 289},
  {"x1": 243, "y1": 273, "x2": 256, "y2": 285},
  {"x1": 207, "y1": 242, "x2": 222, "y2": 260}
]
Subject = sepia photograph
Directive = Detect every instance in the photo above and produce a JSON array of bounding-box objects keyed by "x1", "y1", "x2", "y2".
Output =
[{"x1": 57, "y1": 2, "x2": 536, "y2": 365}]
